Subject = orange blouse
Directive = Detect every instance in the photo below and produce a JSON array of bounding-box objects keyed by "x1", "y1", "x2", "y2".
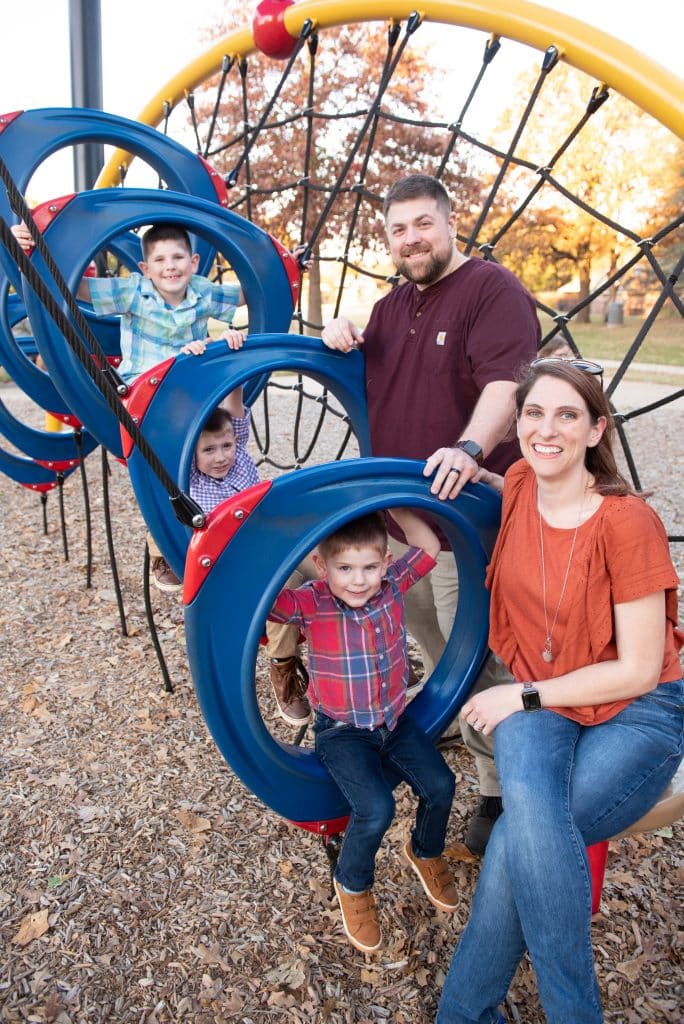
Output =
[{"x1": 486, "y1": 461, "x2": 683, "y2": 725}]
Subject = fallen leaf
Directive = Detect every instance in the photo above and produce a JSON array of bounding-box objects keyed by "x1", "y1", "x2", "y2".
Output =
[
  {"x1": 173, "y1": 810, "x2": 211, "y2": 833},
  {"x1": 444, "y1": 842, "x2": 479, "y2": 863},
  {"x1": 12, "y1": 908, "x2": 50, "y2": 946},
  {"x1": 615, "y1": 953, "x2": 647, "y2": 981}
]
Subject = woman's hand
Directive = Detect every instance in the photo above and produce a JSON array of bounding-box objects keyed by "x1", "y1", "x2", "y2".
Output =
[{"x1": 461, "y1": 684, "x2": 523, "y2": 736}]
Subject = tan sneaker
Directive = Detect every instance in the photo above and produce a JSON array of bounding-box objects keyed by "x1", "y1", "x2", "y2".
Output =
[
  {"x1": 269, "y1": 657, "x2": 312, "y2": 726},
  {"x1": 333, "y1": 878, "x2": 382, "y2": 953},
  {"x1": 150, "y1": 556, "x2": 182, "y2": 594},
  {"x1": 402, "y1": 839, "x2": 458, "y2": 912}
]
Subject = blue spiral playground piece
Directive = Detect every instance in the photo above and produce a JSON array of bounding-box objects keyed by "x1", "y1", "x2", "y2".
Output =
[
  {"x1": 123, "y1": 334, "x2": 369, "y2": 578},
  {"x1": 0, "y1": 294, "x2": 99, "y2": 466},
  {"x1": 0, "y1": 444, "x2": 77, "y2": 492},
  {"x1": 0, "y1": 388, "x2": 97, "y2": 469},
  {"x1": 21, "y1": 189, "x2": 298, "y2": 456},
  {"x1": 0, "y1": 277, "x2": 125, "y2": 419},
  {"x1": 183, "y1": 458, "x2": 501, "y2": 824},
  {"x1": 0, "y1": 107, "x2": 232, "y2": 290}
]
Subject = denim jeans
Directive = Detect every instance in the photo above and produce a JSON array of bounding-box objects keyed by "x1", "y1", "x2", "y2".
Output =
[
  {"x1": 314, "y1": 711, "x2": 455, "y2": 893},
  {"x1": 436, "y1": 679, "x2": 684, "y2": 1024}
]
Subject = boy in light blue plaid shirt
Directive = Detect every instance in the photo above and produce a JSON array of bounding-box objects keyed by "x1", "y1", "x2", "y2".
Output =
[{"x1": 88, "y1": 223, "x2": 246, "y2": 382}]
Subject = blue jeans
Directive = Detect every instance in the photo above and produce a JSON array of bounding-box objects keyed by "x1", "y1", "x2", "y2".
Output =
[
  {"x1": 314, "y1": 711, "x2": 455, "y2": 893},
  {"x1": 436, "y1": 679, "x2": 684, "y2": 1024}
]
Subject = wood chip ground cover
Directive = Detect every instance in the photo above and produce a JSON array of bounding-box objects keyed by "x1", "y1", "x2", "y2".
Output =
[{"x1": 1, "y1": 381, "x2": 682, "y2": 1023}]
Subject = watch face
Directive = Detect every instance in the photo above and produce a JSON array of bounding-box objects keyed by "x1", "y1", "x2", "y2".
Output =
[
  {"x1": 457, "y1": 440, "x2": 484, "y2": 465},
  {"x1": 522, "y1": 686, "x2": 542, "y2": 711}
]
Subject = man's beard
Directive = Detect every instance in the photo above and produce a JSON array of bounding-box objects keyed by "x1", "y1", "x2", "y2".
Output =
[{"x1": 395, "y1": 246, "x2": 453, "y2": 286}]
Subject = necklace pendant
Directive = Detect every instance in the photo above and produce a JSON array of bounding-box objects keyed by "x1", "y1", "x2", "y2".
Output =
[{"x1": 542, "y1": 640, "x2": 554, "y2": 663}]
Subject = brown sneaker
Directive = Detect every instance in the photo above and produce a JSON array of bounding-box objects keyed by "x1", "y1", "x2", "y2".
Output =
[
  {"x1": 151, "y1": 556, "x2": 182, "y2": 594},
  {"x1": 269, "y1": 657, "x2": 312, "y2": 726},
  {"x1": 333, "y1": 878, "x2": 382, "y2": 953},
  {"x1": 402, "y1": 838, "x2": 458, "y2": 912}
]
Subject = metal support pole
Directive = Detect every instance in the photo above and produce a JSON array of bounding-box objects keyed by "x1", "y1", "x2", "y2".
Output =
[{"x1": 69, "y1": 0, "x2": 104, "y2": 190}]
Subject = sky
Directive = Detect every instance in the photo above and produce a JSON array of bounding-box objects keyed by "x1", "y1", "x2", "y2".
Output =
[{"x1": 0, "y1": 0, "x2": 679, "y2": 201}]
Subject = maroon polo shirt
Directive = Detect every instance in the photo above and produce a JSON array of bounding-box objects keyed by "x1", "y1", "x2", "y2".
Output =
[{"x1": 363, "y1": 257, "x2": 540, "y2": 546}]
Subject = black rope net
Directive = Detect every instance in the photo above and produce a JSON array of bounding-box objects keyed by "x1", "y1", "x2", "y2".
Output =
[{"x1": 109, "y1": 16, "x2": 683, "y2": 536}]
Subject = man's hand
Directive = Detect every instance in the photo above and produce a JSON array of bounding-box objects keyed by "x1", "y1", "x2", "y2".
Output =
[
  {"x1": 321, "y1": 317, "x2": 365, "y2": 353},
  {"x1": 423, "y1": 446, "x2": 480, "y2": 500}
]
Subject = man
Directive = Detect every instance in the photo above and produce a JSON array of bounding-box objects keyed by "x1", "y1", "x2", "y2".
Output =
[{"x1": 322, "y1": 174, "x2": 540, "y2": 853}]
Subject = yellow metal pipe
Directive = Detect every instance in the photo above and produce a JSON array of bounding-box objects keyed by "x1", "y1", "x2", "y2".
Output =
[{"x1": 99, "y1": 0, "x2": 683, "y2": 186}]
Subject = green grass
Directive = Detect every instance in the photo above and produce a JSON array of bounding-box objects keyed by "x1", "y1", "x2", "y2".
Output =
[{"x1": 538, "y1": 314, "x2": 683, "y2": 367}]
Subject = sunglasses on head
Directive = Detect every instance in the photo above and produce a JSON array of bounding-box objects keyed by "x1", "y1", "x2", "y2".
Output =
[{"x1": 530, "y1": 356, "x2": 604, "y2": 387}]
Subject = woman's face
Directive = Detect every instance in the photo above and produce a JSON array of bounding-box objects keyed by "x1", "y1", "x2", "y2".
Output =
[{"x1": 517, "y1": 374, "x2": 606, "y2": 483}]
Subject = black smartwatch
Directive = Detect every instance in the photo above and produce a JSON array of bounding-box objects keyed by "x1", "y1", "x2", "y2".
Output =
[
  {"x1": 454, "y1": 439, "x2": 484, "y2": 466},
  {"x1": 521, "y1": 683, "x2": 542, "y2": 711}
]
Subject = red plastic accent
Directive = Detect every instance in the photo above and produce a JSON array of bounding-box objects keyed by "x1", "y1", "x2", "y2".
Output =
[
  {"x1": 196, "y1": 154, "x2": 230, "y2": 207},
  {"x1": 252, "y1": 0, "x2": 298, "y2": 59},
  {"x1": 21, "y1": 480, "x2": 58, "y2": 493},
  {"x1": 34, "y1": 457, "x2": 79, "y2": 471},
  {"x1": 32, "y1": 194, "x2": 77, "y2": 233},
  {"x1": 119, "y1": 357, "x2": 175, "y2": 458},
  {"x1": 289, "y1": 816, "x2": 349, "y2": 838},
  {"x1": 587, "y1": 840, "x2": 609, "y2": 914},
  {"x1": 47, "y1": 411, "x2": 82, "y2": 428},
  {"x1": 0, "y1": 110, "x2": 23, "y2": 134},
  {"x1": 183, "y1": 480, "x2": 272, "y2": 603},
  {"x1": 268, "y1": 233, "x2": 301, "y2": 306}
]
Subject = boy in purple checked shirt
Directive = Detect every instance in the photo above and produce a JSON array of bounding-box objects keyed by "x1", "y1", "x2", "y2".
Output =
[
  {"x1": 268, "y1": 509, "x2": 458, "y2": 954},
  {"x1": 189, "y1": 388, "x2": 259, "y2": 511}
]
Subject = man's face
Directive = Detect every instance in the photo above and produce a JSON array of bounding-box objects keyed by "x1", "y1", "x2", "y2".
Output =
[
  {"x1": 138, "y1": 239, "x2": 199, "y2": 307},
  {"x1": 385, "y1": 196, "x2": 457, "y2": 288}
]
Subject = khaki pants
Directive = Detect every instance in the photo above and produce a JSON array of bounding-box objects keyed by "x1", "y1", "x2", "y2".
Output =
[{"x1": 388, "y1": 537, "x2": 505, "y2": 797}]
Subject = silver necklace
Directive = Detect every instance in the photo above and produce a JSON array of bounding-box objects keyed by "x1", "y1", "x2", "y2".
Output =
[{"x1": 538, "y1": 488, "x2": 585, "y2": 663}]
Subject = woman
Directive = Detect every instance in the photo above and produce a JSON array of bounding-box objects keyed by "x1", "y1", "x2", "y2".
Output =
[{"x1": 436, "y1": 358, "x2": 683, "y2": 1024}]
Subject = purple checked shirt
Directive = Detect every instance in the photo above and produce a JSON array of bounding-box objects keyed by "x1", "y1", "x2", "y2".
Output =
[{"x1": 268, "y1": 547, "x2": 436, "y2": 730}]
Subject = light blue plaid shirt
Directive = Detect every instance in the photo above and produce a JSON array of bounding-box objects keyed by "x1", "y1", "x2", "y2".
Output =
[{"x1": 89, "y1": 273, "x2": 240, "y2": 382}]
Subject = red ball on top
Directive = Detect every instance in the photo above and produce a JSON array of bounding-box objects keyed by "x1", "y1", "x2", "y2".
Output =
[{"x1": 252, "y1": 0, "x2": 299, "y2": 60}]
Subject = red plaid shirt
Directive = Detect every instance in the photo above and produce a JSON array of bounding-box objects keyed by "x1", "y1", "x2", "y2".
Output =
[{"x1": 268, "y1": 547, "x2": 435, "y2": 730}]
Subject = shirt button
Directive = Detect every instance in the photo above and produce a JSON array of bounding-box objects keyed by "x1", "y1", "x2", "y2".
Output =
[
  {"x1": 409, "y1": 328, "x2": 416, "y2": 335},
  {"x1": 416, "y1": 311, "x2": 422, "y2": 317},
  {"x1": 375, "y1": 627, "x2": 381, "y2": 633}
]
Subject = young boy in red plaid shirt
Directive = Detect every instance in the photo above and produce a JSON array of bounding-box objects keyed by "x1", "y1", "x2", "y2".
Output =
[{"x1": 268, "y1": 508, "x2": 458, "y2": 953}]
